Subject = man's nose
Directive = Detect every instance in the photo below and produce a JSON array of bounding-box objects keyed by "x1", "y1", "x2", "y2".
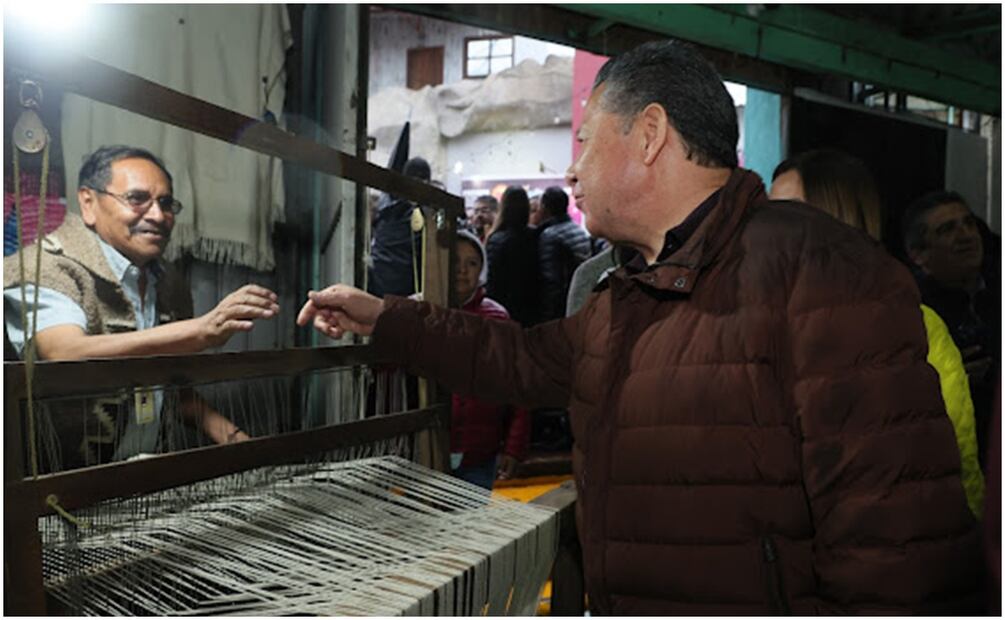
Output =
[
  {"x1": 144, "y1": 200, "x2": 168, "y2": 221},
  {"x1": 956, "y1": 218, "x2": 980, "y2": 241},
  {"x1": 565, "y1": 164, "x2": 577, "y2": 188}
]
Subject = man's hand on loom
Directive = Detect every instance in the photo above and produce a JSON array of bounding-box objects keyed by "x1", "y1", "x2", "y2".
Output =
[
  {"x1": 296, "y1": 285, "x2": 384, "y2": 339},
  {"x1": 199, "y1": 284, "x2": 279, "y2": 348}
]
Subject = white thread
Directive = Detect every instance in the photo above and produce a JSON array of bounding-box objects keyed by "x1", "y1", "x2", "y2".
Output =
[{"x1": 41, "y1": 457, "x2": 558, "y2": 615}]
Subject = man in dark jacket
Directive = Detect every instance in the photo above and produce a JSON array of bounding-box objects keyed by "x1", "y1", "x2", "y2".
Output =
[
  {"x1": 903, "y1": 191, "x2": 1001, "y2": 465},
  {"x1": 299, "y1": 40, "x2": 982, "y2": 614},
  {"x1": 537, "y1": 186, "x2": 591, "y2": 322},
  {"x1": 367, "y1": 157, "x2": 430, "y2": 298}
]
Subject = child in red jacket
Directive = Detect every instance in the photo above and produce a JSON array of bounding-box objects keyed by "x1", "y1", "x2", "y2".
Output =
[{"x1": 450, "y1": 229, "x2": 530, "y2": 489}]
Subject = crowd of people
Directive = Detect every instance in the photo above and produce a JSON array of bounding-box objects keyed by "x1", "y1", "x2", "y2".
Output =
[
  {"x1": 365, "y1": 108, "x2": 1001, "y2": 533},
  {"x1": 368, "y1": 164, "x2": 604, "y2": 475},
  {"x1": 4, "y1": 34, "x2": 1000, "y2": 616}
]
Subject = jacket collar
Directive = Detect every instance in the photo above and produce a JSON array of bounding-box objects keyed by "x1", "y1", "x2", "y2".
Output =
[
  {"x1": 461, "y1": 286, "x2": 486, "y2": 310},
  {"x1": 607, "y1": 168, "x2": 767, "y2": 294},
  {"x1": 539, "y1": 213, "x2": 572, "y2": 231}
]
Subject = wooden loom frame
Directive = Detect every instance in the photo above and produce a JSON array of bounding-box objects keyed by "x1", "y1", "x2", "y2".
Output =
[{"x1": 2, "y1": 18, "x2": 581, "y2": 616}]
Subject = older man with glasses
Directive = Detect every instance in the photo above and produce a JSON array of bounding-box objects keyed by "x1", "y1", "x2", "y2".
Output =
[{"x1": 3, "y1": 145, "x2": 278, "y2": 467}]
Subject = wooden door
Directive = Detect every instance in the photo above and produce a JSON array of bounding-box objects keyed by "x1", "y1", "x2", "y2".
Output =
[{"x1": 407, "y1": 46, "x2": 444, "y2": 90}]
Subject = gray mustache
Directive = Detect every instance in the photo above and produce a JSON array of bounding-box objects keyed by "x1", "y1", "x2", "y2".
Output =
[{"x1": 129, "y1": 224, "x2": 171, "y2": 237}]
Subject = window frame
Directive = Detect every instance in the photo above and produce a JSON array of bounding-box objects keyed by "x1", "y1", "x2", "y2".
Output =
[{"x1": 463, "y1": 35, "x2": 515, "y2": 79}]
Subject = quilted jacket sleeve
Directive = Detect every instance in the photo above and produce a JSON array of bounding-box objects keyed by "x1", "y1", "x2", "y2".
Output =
[
  {"x1": 785, "y1": 228, "x2": 982, "y2": 613},
  {"x1": 371, "y1": 296, "x2": 579, "y2": 410}
]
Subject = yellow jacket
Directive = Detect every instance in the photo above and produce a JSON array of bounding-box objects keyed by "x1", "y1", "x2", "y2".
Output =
[{"x1": 922, "y1": 304, "x2": 985, "y2": 517}]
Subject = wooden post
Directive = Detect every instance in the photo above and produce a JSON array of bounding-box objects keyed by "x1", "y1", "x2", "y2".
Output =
[
  {"x1": 531, "y1": 481, "x2": 585, "y2": 615},
  {"x1": 412, "y1": 204, "x2": 454, "y2": 472},
  {"x1": 4, "y1": 512, "x2": 46, "y2": 615},
  {"x1": 4, "y1": 378, "x2": 46, "y2": 615}
]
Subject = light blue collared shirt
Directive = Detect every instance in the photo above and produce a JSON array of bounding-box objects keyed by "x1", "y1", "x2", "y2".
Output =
[{"x1": 3, "y1": 232, "x2": 164, "y2": 460}]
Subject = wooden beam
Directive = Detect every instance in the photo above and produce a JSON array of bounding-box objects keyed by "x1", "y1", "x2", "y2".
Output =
[
  {"x1": 3, "y1": 31, "x2": 463, "y2": 217},
  {"x1": 531, "y1": 481, "x2": 583, "y2": 616},
  {"x1": 3, "y1": 345, "x2": 378, "y2": 401},
  {"x1": 3, "y1": 513, "x2": 46, "y2": 615},
  {"x1": 7, "y1": 404, "x2": 450, "y2": 516}
]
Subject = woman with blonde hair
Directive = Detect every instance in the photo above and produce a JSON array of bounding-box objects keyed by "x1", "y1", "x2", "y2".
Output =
[
  {"x1": 770, "y1": 148, "x2": 985, "y2": 517},
  {"x1": 770, "y1": 148, "x2": 883, "y2": 240}
]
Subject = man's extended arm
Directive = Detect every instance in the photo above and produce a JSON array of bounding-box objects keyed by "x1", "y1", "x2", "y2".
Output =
[
  {"x1": 787, "y1": 230, "x2": 981, "y2": 613},
  {"x1": 178, "y1": 390, "x2": 250, "y2": 444},
  {"x1": 297, "y1": 285, "x2": 579, "y2": 410},
  {"x1": 30, "y1": 284, "x2": 278, "y2": 361}
]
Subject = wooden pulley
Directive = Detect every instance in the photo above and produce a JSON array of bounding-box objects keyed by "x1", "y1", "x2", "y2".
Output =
[
  {"x1": 410, "y1": 206, "x2": 425, "y2": 233},
  {"x1": 13, "y1": 80, "x2": 48, "y2": 154}
]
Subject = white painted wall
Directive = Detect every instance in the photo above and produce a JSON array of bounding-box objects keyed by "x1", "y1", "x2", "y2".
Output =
[
  {"x1": 945, "y1": 127, "x2": 990, "y2": 228},
  {"x1": 369, "y1": 10, "x2": 574, "y2": 95},
  {"x1": 514, "y1": 37, "x2": 575, "y2": 66},
  {"x1": 443, "y1": 126, "x2": 572, "y2": 197}
]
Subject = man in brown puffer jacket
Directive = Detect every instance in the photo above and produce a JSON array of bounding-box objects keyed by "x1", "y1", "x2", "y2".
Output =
[{"x1": 298, "y1": 40, "x2": 984, "y2": 614}]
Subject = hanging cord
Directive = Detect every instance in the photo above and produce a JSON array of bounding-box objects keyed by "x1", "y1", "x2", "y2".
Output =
[
  {"x1": 14, "y1": 139, "x2": 50, "y2": 479},
  {"x1": 409, "y1": 206, "x2": 426, "y2": 298},
  {"x1": 409, "y1": 207, "x2": 429, "y2": 410}
]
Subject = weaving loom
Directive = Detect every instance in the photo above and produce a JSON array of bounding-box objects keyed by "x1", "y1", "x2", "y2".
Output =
[
  {"x1": 4, "y1": 28, "x2": 579, "y2": 615},
  {"x1": 40, "y1": 457, "x2": 557, "y2": 616},
  {"x1": 6, "y1": 348, "x2": 567, "y2": 616}
]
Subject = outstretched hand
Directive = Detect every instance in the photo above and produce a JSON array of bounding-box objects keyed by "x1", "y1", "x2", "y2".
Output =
[
  {"x1": 199, "y1": 284, "x2": 279, "y2": 348},
  {"x1": 296, "y1": 284, "x2": 384, "y2": 339}
]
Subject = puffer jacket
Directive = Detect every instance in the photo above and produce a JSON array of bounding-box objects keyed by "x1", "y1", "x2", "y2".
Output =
[
  {"x1": 451, "y1": 287, "x2": 530, "y2": 466},
  {"x1": 537, "y1": 214, "x2": 592, "y2": 322},
  {"x1": 373, "y1": 169, "x2": 982, "y2": 614},
  {"x1": 922, "y1": 304, "x2": 985, "y2": 517}
]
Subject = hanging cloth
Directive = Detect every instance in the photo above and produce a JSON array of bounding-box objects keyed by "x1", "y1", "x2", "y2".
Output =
[{"x1": 61, "y1": 4, "x2": 292, "y2": 271}]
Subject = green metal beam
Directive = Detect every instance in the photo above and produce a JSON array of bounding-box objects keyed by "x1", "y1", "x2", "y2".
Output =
[
  {"x1": 564, "y1": 4, "x2": 1000, "y2": 115},
  {"x1": 388, "y1": 4, "x2": 802, "y2": 95},
  {"x1": 923, "y1": 23, "x2": 1001, "y2": 43},
  {"x1": 910, "y1": 7, "x2": 1001, "y2": 40}
]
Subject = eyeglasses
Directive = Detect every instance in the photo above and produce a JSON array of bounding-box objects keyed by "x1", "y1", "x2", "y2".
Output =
[{"x1": 89, "y1": 187, "x2": 183, "y2": 216}]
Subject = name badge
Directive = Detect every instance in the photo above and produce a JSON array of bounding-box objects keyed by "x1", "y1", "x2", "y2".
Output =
[{"x1": 134, "y1": 390, "x2": 156, "y2": 425}]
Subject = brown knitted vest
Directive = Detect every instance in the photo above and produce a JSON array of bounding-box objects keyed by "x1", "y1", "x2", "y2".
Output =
[
  {"x1": 3, "y1": 212, "x2": 193, "y2": 337},
  {"x1": 4, "y1": 213, "x2": 194, "y2": 472}
]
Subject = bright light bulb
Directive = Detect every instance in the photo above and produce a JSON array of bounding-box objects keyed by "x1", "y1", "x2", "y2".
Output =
[{"x1": 6, "y1": 0, "x2": 90, "y2": 35}]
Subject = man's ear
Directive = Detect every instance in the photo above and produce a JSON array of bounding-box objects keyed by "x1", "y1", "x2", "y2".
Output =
[
  {"x1": 78, "y1": 188, "x2": 97, "y2": 227},
  {"x1": 639, "y1": 103, "x2": 669, "y2": 166}
]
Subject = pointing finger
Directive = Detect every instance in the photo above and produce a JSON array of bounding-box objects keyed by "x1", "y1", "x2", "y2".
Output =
[{"x1": 296, "y1": 299, "x2": 318, "y2": 326}]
